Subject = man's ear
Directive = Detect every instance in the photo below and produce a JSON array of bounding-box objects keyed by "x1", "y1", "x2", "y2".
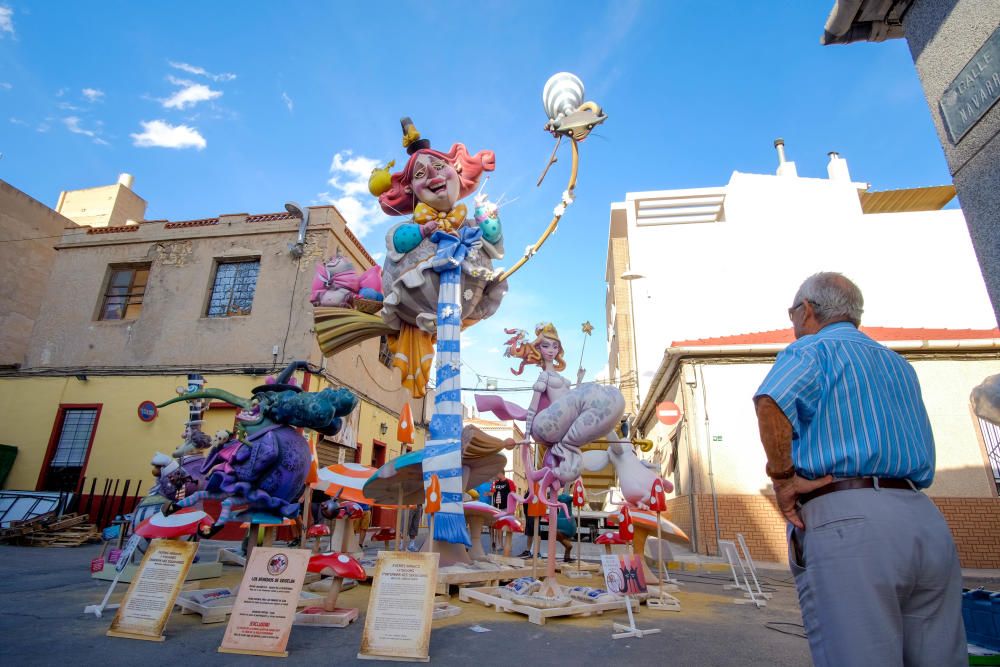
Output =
[
  {"x1": 454, "y1": 161, "x2": 462, "y2": 174},
  {"x1": 404, "y1": 185, "x2": 412, "y2": 194}
]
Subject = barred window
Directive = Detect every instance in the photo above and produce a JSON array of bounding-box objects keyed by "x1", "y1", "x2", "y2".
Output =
[
  {"x1": 50, "y1": 409, "x2": 98, "y2": 467},
  {"x1": 978, "y1": 417, "x2": 1000, "y2": 495},
  {"x1": 378, "y1": 336, "x2": 394, "y2": 369},
  {"x1": 207, "y1": 259, "x2": 260, "y2": 317},
  {"x1": 99, "y1": 265, "x2": 150, "y2": 320}
]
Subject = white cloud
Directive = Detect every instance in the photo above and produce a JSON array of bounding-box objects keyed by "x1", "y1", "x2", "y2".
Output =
[
  {"x1": 316, "y1": 150, "x2": 390, "y2": 239},
  {"x1": 82, "y1": 88, "x2": 104, "y2": 102},
  {"x1": 0, "y1": 6, "x2": 14, "y2": 38},
  {"x1": 162, "y1": 76, "x2": 222, "y2": 110},
  {"x1": 58, "y1": 101, "x2": 82, "y2": 111},
  {"x1": 168, "y1": 61, "x2": 235, "y2": 82},
  {"x1": 9, "y1": 117, "x2": 27, "y2": 125},
  {"x1": 372, "y1": 251, "x2": 385, "y2": 262},
  {"x1": 0, "y1": 82, "x2": 11, "y2": 90},
  {"x1": 131, "y1": 119, "x2": 206, "y2": 150},
  {"x1": 282, "y1": 91, "x2": 293, "y2": 112},
  {"x1": 62, "y1": 116, "x2": 107, "y2": 144}
]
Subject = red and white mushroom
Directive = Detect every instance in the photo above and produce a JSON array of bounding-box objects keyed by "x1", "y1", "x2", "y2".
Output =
[
  {"x1": 492, "y1": 515, "x2": 524, "y2": 557},
  {"x1": 307, "y1": 523, "x2": 331, "y2": 553},
  {"x1": 306, "y1": 552, "x2": 366, "y2": 612},
  {"x1": 594, "y1": 531, "x2": 631, "y2": 554},
  {"x1": 464, "y1": 501, "x2": 502, "y2": 560}
]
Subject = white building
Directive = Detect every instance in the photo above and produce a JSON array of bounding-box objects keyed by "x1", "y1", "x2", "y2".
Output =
[
  {"x1": 605, "y1": 143, "x2": 1000, "y2": 567},
  {"x1": 607, "y1": 142, "x2": 995, "y2": 412}
]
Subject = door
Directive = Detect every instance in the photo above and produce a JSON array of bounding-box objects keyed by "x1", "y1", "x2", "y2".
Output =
[{"x1": 39, "y1": 406, "x2": 101, "y2": 492}]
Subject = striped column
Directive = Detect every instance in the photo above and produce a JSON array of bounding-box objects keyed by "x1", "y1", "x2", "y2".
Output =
[{"x1": 421, "y1": 265, "x2": 470, "y2": 546}]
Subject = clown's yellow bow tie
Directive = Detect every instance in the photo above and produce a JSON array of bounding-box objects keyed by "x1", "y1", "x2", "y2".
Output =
[{"x1": 413, "y1": 202, "x2": 467, "y2": 233}]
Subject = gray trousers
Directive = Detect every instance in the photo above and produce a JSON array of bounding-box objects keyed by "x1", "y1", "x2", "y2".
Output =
[
  {"x1": 790, "y1": 486, "x2": 965, "y2": 667},
  {"x1": 406, "y1": 506, "x2": 422, "y2": 540}
]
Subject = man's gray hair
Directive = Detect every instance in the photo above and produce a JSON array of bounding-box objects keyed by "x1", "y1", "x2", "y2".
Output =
[{"x1": 794, "y1": 272, "x2": 864, "y2": 326}]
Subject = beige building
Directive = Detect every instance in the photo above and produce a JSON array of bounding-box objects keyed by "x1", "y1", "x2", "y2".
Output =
[
  {"x1": 0, "y1": 180, "x2": 78, "y2": 368},
  {"x1": 635, "y1": 327, "x2": 1000, "y2": 569},
  {"x1": 0, "y1": 177, "x2": 429, "y2": 509}
]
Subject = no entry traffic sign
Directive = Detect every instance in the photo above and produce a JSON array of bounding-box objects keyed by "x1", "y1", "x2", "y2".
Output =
[{"x1": 656, "y1": 401, "x2": 682, "y2": 426}]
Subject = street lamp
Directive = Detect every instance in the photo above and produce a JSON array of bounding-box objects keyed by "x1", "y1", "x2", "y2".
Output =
[
  {"x1": 284, "y1": 201, "x2": 309, "y2": 259},
  {"x1": 618, "y1": 268, "x2": 645, "y2": 414}
]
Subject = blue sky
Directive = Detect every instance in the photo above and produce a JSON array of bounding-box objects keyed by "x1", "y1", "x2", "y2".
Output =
[{"x1": 0, "y1": 2, "x2": 953, "y2": 398}]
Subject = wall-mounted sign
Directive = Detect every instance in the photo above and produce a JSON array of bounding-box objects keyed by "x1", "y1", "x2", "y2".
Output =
[
  {"x1": 137, "y1": 401, "x2": 158, "y2": 422},
  {"x1": 656, "y1": 401, "x2": 682, "y2": 426},
  {"x1": 939, "y1": 26, "x2": 1000, "y2": 144}
]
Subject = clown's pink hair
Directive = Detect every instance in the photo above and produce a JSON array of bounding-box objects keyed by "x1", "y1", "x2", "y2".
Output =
[{"x1": 378, "y1": 143, "x2": 495, "y2": 216}]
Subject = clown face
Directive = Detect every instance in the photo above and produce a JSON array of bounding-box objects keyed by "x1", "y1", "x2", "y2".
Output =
[{"x1": 408, "y1": 153, "x2": 460, "y2": 212}]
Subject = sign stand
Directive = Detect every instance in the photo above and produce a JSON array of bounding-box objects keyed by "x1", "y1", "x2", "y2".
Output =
[
  {"x1": 358, "y1": 551, "x2": 439, "y2": 663},
  {"x1": 601, "y1": 553, "x2": 661, "y2": 640},
  {"x1": 612, "y1": 596, "x2": 661, "y2": 639},
  {"x1": 106, "y1": 539, "x2": 198, "y2": 641},
  {"x1": 218, "y1": 546, "x2": 310, "y2": 657},
  {"x1": 85, "y1": 533, "x2": 142, "y2": 618},
  {"x1": 719, "y1": 538, "x2": 767, "y2": 608}
]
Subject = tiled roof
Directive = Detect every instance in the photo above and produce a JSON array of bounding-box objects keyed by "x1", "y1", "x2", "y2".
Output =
[
  {"x1": 164, "y1": 218, "x2": 218, "y2": 229},
  {"x1": 672, "y1": 327, "x2": 1000, "y2": 347},
  {"x1": 247, "y1": 212, "x2": 296, "y2": 223},
  {"x1": 86, "y1": 224, "x2": 141, "y2": 234}
]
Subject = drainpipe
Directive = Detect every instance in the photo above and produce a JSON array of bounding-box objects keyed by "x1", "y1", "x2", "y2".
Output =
[
  {"x1": 678, "y1": 380, "x2": 699, "y2": 554},
  {"x1": 698, "y1": 365, "x2": 721, "y2": 556}
]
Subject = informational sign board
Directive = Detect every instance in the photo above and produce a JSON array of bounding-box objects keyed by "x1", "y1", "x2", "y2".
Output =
[
  {"x1": 601, "y1": 553, "x2": 648, "y2": 596},
  {"x1": 358, "y1": 551, "x2": 439, "y2": 663},
  {"x1": 218, "y1": 546, "x2": 310, "y2": 658},
  {"x1": 106, "y1": 538, "x2": 197, "y2": 641}
]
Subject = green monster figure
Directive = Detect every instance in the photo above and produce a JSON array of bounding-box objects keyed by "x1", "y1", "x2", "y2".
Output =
[{"x1": 159, "y1": 362, "x2": 358, "y2": 527}]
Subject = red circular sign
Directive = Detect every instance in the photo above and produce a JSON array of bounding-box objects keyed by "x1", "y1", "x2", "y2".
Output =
[
  {"x1": 137, "y1": 401, "x2": 158, "y2": 422},
  {"x1": 656, "y1": 401, "x2": 682, "y2": 426}
]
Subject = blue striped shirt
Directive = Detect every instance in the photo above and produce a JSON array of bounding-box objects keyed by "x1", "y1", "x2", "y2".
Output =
[{"x1": 754, "y1": 322, "x2": 935, "y2": 488}]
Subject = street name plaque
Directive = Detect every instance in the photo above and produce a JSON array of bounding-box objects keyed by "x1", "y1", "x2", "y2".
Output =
[{"x1": 939, "y1": 26, "x2": 1000, "y2": 144}]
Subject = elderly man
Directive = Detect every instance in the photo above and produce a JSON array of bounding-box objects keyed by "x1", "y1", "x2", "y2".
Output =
[{"x1": 754, "y1": 272, "x2": 965, "y2": 666}]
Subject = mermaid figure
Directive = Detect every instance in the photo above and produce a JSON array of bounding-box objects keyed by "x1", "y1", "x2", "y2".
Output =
[{"x1": 477, "y1": 323, "x2": 626, "y2": 512}]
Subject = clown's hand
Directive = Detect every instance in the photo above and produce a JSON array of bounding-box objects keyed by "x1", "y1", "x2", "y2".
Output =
[{"x1": 419, "y1": 220, "x2": 439, "y2": 238}]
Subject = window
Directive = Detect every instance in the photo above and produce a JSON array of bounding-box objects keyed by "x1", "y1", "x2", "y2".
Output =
[
  {"x1": 99, "y1": 265, "x2": 150, "y2": 320},
  {"x1": 207, "y1": 259, "x2": 260, "y2": 317},
  {"x1": 977, "y1": 417, "x2": 1000, "y2": 495},
  {"x1": 378, "y1": 336, "x2": 394, "y2": 369},
  {"x1": 40, "y1": 407, "x2": 100, "y2": 492}
]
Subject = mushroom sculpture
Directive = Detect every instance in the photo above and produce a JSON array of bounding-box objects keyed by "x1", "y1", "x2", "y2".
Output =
[
  {"x1": 463, "y1": 501, "x2": 502, "y2": 561},
  {"x1": 629, "y1": 509, "x2": 689, "y2": 582},
  {"x1": 493, "y1": 514, "x2": 523, "y2": 557},
  {"x1": 307, "y1": 523, "x2": 331, "y2": 554},
  {"x1": 596, "y1": 505, "x2": 635, "y2": 554},
  {"x1": 298, "y1": 552, "x2": 367, "y2": 627}
]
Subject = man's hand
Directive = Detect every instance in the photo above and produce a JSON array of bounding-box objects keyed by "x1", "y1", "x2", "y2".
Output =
[{"x1": 772, "y1": 474, "x2": 833, "y2": 529}]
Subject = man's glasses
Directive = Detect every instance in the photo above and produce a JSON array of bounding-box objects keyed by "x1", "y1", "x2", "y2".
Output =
[{"x1": 788, "y1": 301, "x2": 815, "y2": 320}]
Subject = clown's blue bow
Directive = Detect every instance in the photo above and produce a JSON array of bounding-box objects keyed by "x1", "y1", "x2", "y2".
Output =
[{"x1": 430, "y1": 227, "x2": 483, "y2": 273}]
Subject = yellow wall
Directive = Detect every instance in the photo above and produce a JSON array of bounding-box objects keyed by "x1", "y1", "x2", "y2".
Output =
[{"x1": 0, "y1": 372, "x2": 428, "y2": 491}]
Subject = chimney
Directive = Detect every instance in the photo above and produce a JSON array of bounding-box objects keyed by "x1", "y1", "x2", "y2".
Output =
[
  {"x1": 774, "y1": 138, "x2": 798, "y2": 177},
  {"x1": 826, "y1": 152, "x2": 851, "y2": 182},
  {"x1": 118, "y1": 173, "x2": 134, "y2": 189}
]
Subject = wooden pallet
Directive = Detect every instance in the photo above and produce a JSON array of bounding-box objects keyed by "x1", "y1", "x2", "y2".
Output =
[
  {"x1": 459, "y1": 586, "x2": 632, "y2": 626},
  {"x1": 20, "y1": 523, "x2": 100, "y2": 547},
  {"x1": 435, "y1": 563, "x2": 532, "y2": 596}
]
